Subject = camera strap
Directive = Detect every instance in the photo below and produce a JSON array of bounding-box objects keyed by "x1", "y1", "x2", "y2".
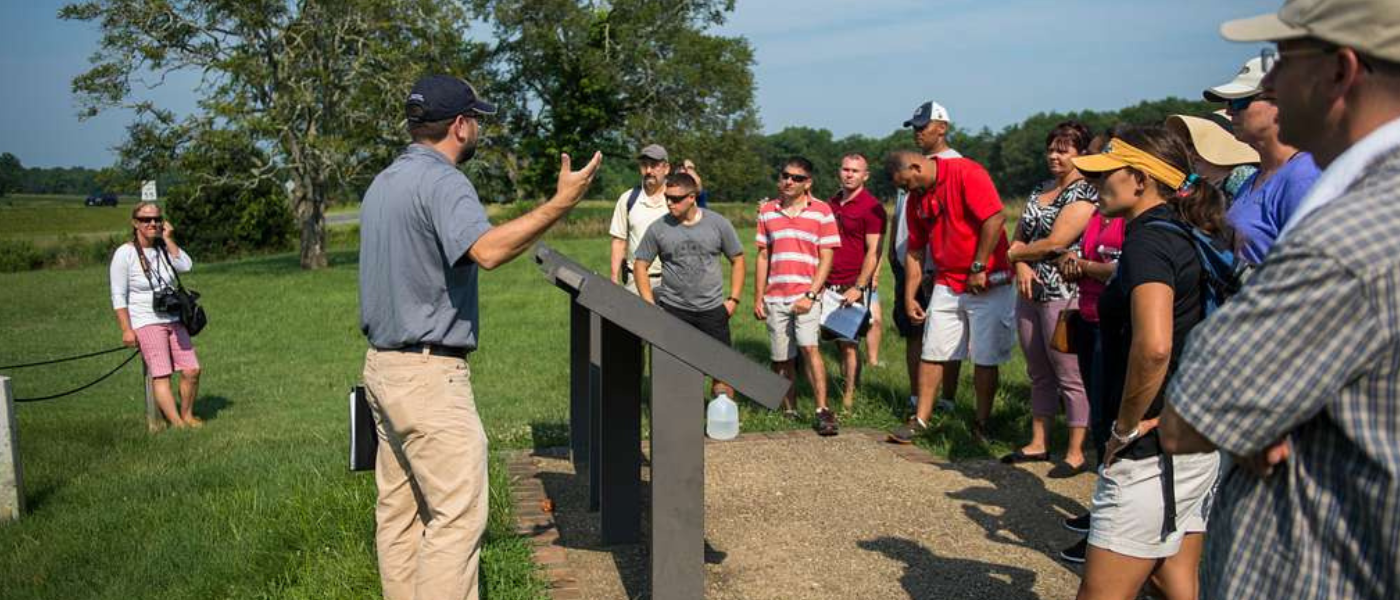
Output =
[
  {"x1": 134, "y1": 243, "x2": 171, "y2": 293},
  {"x1": 154, "y1": 243, "x2": 191, "y2": 294}
]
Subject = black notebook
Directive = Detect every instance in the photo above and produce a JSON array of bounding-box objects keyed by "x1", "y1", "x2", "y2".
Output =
[{"x1": 349, "y1": 385, "x2": 378, "y2": 472}]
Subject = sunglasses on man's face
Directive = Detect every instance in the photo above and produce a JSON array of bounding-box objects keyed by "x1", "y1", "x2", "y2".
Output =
[
  {"x1": 135, "y1": 216, "x2": 163, "y2": 224},
  {"x1": 664, "y1": 193, "x2": 694, "y2": 204},
  {"x1": 779, "y1": 172, "x2": 810, "y2": 183}
]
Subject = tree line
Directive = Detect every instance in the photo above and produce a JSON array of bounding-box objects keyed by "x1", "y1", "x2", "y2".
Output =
[{"x1": 0, "y1": 153, "x2": 129, "y2": 197}]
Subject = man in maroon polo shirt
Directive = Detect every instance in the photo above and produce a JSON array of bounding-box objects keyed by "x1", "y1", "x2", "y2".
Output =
[{"x1": 825, "y1": 153, "x2": 887, "y2": 412}]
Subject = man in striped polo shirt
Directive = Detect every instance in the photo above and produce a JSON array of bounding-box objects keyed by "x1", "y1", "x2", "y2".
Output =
[{"x1": 754, "y1": 156, "x2": 842, "y2": 436}]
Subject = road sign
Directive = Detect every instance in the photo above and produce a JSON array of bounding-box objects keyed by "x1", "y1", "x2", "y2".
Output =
[{"x1": 141, "y1": 180, "x2": 158, "y2": 202}]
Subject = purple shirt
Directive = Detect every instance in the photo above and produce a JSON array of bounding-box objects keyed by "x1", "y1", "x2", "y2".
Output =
[{"x1": 1226, "y1": 153, "x2": 1320, "y2": 265}]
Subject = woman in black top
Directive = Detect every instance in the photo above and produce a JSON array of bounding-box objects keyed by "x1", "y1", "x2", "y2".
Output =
[{"x1": 1070, "y1": 126, "x2": 1232, "y2": 600}]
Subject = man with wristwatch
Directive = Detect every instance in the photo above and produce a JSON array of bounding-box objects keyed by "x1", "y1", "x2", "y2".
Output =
[
  {"x1": 884, "y1": 150, "x2": 1015, "y2": 445},
  {"x1": 824, "y1": 153, "x2": 887, "y2": 413},
  {"x1": 754, "y1": 156, "x2": 842, "y2": 435}
]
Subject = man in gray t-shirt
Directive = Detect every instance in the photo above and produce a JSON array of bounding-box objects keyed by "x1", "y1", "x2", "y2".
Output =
[{"x1": 634, "y1": 172, "x2": 744, "y2": 397}]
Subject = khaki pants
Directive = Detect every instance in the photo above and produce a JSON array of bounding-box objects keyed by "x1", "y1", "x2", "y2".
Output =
[{"x1": 363, "y1": 348, "x2": 489, "y2": 600}]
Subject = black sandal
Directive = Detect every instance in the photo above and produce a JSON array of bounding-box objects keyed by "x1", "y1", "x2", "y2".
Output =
[{"x1": 999, "y1": 449, "x2": 1051, "y2": 464}]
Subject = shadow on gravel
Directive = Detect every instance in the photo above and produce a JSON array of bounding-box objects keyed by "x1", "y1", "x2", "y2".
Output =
[
  {"x1": 934, "y1": 460, "x2": 1088, "y2": 574},
  {"x1": 857, "y1": 536, "x2": 1039, "y2": 599}
]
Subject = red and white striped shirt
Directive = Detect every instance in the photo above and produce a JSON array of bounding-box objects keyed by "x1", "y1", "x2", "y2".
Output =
[{"x1": 755, "y1": 196, "x2": 841, "y2": 303}]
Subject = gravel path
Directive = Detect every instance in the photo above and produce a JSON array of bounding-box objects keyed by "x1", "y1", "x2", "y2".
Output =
[{"x1": 532, "y1": 430, "x2": 1097, "y2": 599}]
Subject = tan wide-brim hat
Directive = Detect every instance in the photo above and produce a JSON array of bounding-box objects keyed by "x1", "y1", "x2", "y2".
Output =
[
  {"x1": 1221, "y1": 0, "x2": 1400, "y2": 64},
  {"x1": 1166, "y1": 115, "x2": 1260, "y2": 167}
]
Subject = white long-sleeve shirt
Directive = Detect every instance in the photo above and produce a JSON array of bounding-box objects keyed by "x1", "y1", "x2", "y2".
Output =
[{"x1": 110, "y1": 243, "x2": 194, "y2": 330}]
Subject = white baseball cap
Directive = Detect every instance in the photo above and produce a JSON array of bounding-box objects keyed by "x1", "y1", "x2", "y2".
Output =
[
  {"x1": 1203, "y1": 57, "x2": 1268, "y2": 102},
  {"x1": 903, "y1": 101, "x2": 951, "y2": 129}
]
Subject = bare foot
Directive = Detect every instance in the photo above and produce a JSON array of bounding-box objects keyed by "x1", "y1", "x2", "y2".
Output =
[{"x1": 184, "y1": 416, "x2": 205, "y2": 428}]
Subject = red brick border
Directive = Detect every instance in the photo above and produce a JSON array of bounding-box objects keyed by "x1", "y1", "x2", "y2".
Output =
[{"x1": 508, "y1": 428, "x2": 945, "y2": 599}]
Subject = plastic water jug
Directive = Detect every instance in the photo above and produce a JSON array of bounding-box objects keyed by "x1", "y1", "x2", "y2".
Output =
[{"x1": 706, "y1": 393, "x2": 739, "y2": 440}]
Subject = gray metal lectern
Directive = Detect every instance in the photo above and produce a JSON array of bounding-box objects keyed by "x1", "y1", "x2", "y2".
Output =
[{"x1": 535, "y1": 244, "x2": 789, "y2": 600}]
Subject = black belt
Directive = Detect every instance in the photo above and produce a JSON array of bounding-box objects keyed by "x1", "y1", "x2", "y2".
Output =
[{"x1": 379, "y1": 344, "x2": 469, "y2": 359}]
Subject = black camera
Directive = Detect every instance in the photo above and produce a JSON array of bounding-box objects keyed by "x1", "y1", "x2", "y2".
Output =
[{"x1": 153, "y1": 288, "x2": 183, "y2": 315}]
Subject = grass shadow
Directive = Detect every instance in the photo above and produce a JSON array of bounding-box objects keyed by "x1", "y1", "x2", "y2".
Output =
[
  {"x1": 856, "y1": 536, "x2": 1040, "y2": 599},
  {"x1": 193, "y1": 394, "x2": 232, "y2": 422}
]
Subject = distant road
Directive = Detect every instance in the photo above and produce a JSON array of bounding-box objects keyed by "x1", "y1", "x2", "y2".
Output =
[{"x1": 327, "y1": 211, "x2": 358, "y2": 226}]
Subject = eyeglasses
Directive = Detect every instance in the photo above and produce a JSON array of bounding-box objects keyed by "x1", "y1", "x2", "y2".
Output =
[
  {"x1": 778, "y1": 172, "x2": 810, "y2": 183},
  {"x1": 135, "y1": 216, "x2": 163, "y2": 224},
  {"x1": 664, "y1": 193, "x2": 694, "y2": 204},
  {"x1": 1268, "y1": 43, "x2": 1375, "y2": 73}
]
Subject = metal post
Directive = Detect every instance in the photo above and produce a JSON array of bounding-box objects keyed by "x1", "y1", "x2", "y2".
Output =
[
  {"x1": 598, "y1": 318, "x2": 643, "y2": 544},
  {"x1": 650, "y1": 349, "x2": 705, "y2": 600},
  {"x1": 143, "y1": 360, "x2": 161, "y2": 433},
  {"x1": 569, "y1": 298, "x2": 590, "y2": 470},
  {"x1": 0, "y1": 376, "x2": 24, "y2": 521}
]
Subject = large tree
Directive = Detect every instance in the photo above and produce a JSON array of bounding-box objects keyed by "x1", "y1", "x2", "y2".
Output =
[
  {"x1": 62, "y1": 0, "x2": 487, "y2": 268},
  {"x1": 471, "y1": 0, "x2": 761, "y2": 201},
  {"x1": 0, "y1": 153, "x2": 22, "y2": 197}
]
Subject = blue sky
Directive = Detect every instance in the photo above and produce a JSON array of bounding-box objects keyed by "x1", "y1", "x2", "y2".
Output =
[{"x1": 1, "y1": 0, "x2": 1279, "y2": 168}]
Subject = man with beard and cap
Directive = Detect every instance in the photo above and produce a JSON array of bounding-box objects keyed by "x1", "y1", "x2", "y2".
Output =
[
  {"x1": 1159, "y1": 1, "x2": 1400, "y2": 597},
  {"x1": 610, "y1": 143, "x2": 671, "y2": 293},
  {"x1": 358, "y1": 74, "x2": 601, "y2": 600}
]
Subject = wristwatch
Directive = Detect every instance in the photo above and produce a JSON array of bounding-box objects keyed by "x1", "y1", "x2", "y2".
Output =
[
  {"x1": 970, "y1": 261, "x2": 987, "y2": 274},
  {"x1": 1110, "y1": 421, "x2": 1141, "y2": 444},
  {"x1": 803, "y1": 291, "x2": 819, "y2": 301}
]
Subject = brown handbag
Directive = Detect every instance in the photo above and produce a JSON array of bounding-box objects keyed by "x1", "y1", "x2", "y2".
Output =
[{"x1": 1051, "y1": 308, "x2": 1078, "y2": 354}]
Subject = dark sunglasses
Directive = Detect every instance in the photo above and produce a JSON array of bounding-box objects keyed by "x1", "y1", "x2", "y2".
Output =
[
  {"x1": 135, "y1": 216, "x2": 163, "y2": 224},
  {"x1": 664, "y1": 193, "x2": 694, "y2": 204},
  {"x1": 1226, "y1": 95, "x2": 1272, "y2": 112},
  {"x1": 778, "y1": 171, "x2": 810, "y2": 183}
]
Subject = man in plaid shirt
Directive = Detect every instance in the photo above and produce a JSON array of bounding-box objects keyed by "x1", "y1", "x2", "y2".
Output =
[{"x1": 1159, "y1": 1, "x2": 1400, "y2": 598}]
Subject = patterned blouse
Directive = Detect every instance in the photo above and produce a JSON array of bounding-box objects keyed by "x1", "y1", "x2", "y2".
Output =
[{"x1": 1017, "y1": 179, "x2": 1099, "y2": 301}]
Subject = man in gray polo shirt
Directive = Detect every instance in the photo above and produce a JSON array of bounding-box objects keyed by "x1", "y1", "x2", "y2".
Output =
[{"x1": 359, "y1": 74, "x2": 600, "y2": 600}]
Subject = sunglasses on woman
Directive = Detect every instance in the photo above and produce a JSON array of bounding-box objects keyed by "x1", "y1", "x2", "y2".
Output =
[
  {"x1": 135, "y1": 216, "x2": 163, "y2": 224},
  {"x1": 778, "y1": 171, "x2": 810, "y2": 183}
]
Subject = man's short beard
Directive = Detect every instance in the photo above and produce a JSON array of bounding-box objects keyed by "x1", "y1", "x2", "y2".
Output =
[{"x1": 456, "y1": 140, "x2": 478, "y2": 165}]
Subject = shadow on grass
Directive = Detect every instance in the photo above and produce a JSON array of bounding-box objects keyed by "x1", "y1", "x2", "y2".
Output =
[
  {"x1": 932, "y1": 458, "x2": 1088, "y2": 574},
  {"x1": 857, "y1": 536, "x2": 1040, "y2": 599},
  {"x1": 194, "y1": 394, "x2": 232, "y2": 422}
]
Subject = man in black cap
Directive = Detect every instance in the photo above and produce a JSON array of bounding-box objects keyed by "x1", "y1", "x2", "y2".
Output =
[{"x1": 358, "y1": 74, "x2": 601, "y2": 600}]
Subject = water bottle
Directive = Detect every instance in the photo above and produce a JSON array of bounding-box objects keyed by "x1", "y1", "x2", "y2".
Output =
[{"x1": 706, "y1": 393, "x2": 739, "y2": 440}]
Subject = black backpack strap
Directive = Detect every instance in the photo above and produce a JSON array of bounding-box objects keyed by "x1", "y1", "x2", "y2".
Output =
[{"x1": 625, "y1": 185, "x2": 643, "y2": 214}]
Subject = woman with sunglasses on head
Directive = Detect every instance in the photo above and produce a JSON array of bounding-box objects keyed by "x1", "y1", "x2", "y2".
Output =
[
  {"x1": 1001, "y1": 120, "x2": 1097, "y2": 476},
  {"x1": 109, "y1": 201, "x2": 201, "y2": 429},
  {"x1": 1070, "y1": 125, "x2": 1230, "y2": 600},
  {"x1": 1204, "y1": 52, "x2": 1320, "y2": 265}
]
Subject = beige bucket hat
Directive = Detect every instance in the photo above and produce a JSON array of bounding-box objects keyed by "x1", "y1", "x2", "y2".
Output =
[{"x1": 1166, "y1": 114, "x2": 1261, "y2": 167}]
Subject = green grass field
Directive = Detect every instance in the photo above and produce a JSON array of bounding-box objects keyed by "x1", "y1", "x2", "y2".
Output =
[
  {"x1": 0, "y1": 194, "x2": 133, "y2": 244},
  {"x1": 0, "y1": 215, "x2": 1051, "y2": 598}
]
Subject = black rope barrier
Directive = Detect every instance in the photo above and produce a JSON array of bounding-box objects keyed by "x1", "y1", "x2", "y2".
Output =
[
  {"x1": 13, "y1": 350, "x2": 142, "y2": 403},
  {"x1": 0, "y1": 346, "x2": 130, "y2": 371}
]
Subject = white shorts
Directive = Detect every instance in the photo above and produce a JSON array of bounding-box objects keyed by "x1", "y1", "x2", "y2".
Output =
[
  {"x1": 765, "y1": 299, "x2": 821, "y2": 361},
  {"x1": 920, "y1": 284, "x2": 1016, "y2": 365},
  {"x1": 1088, "y1": 451, "x2": 1221, "y2": 559}
]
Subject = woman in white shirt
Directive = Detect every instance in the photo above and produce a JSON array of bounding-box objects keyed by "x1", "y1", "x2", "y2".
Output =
[{"x1": 110, "y1": 202, "x2": 202, "y2": 429}]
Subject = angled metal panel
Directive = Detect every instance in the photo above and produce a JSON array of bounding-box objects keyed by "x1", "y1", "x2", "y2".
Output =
[{"x1": 650, "y1": 349, "x2": 705, "y2": 600}]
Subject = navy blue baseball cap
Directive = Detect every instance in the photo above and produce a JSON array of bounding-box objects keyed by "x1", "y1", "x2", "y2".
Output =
[{"x1": 405, "y1": 75, "x2": 497, "y2": 123}]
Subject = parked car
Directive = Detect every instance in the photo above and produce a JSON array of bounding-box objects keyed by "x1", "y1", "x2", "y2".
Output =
[{"x1": 84, "y1": 192, "x2": 118, "y2": 207}]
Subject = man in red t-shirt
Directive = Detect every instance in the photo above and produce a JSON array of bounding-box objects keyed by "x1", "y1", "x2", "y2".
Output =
[
  {"x1": 825, "y1": 153, "x2": 887, "y2": 411},
  {"x1": 884, "y1": 150, "x2": 1015, "y2": 444}
]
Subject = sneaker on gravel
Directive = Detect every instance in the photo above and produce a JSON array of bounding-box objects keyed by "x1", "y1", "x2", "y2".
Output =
[
  {"x1": 887, "y1": 417, "x2": 928, "y2": 444},
  {"x1": 1059, "y1": 537, "x2": 1087, "y2": 564},
  {"x1": 815, "y1": 408, "x2": 839, "y2": 436},
  {"x1": 1063, "y1": 513, "x2": 1091, "y2": 534}
]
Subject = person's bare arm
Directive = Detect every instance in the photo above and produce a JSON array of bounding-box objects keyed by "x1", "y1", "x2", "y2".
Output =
[
  {"x1": 610, "y1": 237, "x2": 627, "y2": 283},
  {"x1": 1006, "y1": 202, "x2": 1095, "y2": 262},
  {"x1": 1104, "y1": 283, "x2": 1174, "y2": 464},
  {"x1": 468, "y1": 152, "x2": 602, "y2": 270},
  {"x1": 115, "y1": 308, "x2": 136, "y2": 347},
  {"x1": 634, "y1": 259, "x2": 655, "y2": 304},
  {"x1": 753, "y1": 247, "x2": 770, "y2": 320},
  {"x1": 793, "y1": 247, "x2": 835, "y2": 316},
  {"x1": 843, "y1": 232, "x2": 883, "y2": 305},
  {"x1": 726, "y1": 254, "x2": 745, "y2": 316},
  {"x1": 904, "y1": 248, "x2": 926, "y2": 324}
]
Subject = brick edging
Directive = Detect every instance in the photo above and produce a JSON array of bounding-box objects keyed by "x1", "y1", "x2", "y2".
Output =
[
  {"x1": 508, "y1": 427, "x2": 944, "y2": 599},
  {"x1": 505, "y1": 448, "x2": 581, "y2": 600}
]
